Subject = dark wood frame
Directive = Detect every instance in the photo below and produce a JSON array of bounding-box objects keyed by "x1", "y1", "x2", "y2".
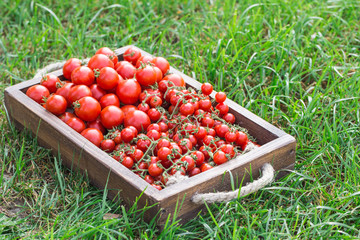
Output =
[{"x1": 4, "y1": 46, "x2": 296, "y2": 225}]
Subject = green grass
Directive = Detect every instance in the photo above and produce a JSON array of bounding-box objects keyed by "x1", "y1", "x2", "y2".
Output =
[{"x1": 1, "y1": 0, "x2": 360, "y2": 238}]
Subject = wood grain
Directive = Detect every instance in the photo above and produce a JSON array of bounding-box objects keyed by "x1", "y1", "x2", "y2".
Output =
[{"x1": 4, "y1": 45, "x2": 296, "y2": 225}]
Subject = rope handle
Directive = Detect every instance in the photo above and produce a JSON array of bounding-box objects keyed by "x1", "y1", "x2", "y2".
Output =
[{"x1": 191, "y1": 163, "x2": 275, "y2": 204}]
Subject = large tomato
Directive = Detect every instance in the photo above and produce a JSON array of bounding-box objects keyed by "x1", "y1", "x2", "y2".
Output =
[
  {"x1": 116, "y1": 79, "x2": 141, "y2": 104},
  {"x1": 96, "y1": 47, "x2": 118, "y2": 65},
  {"x1": 74, "y1": 96, "x2": 101, "y2": 122},
  {"x1": 124, "y1": 110, "x2": 150, "y2": 132},
  {"x1": 40, "y1": 74, "x2": 61, "y2": 93},
  {"x1": 163, "y1": 73, "x2": 185, "y2": 87},
  {"x1": 87, "y1": 54, "x2": 114, "y2": 70},
  {"x1": 81, "y1": 128, "x2": 103, "y2": 147},
  {"x1": 135, "y1": 65, "x2": 157, "y2": 87},
  {"x1": 123, "y1": 46, "x2": 141, "y2": 65},
  {"x1": 116, "y1": 62, "x2": 136, "y2": 79},
  {"x1": 26, "y1": 84, "x2": 50, "y2": 104},
  {"x1": 100, "y1": 106, "x2": 124, "y2": 129},
  {"x1": 96, "y1": 67, "x2": 120, "y2": 90},
  {"x1": 68, "y1": 85, "x2": 92, "y2": 104},
  {"x1": 63, "y1": 58, "x2": 81, "y2": 80},
  {"x1": 71, "y1": 66, "x2": 95, "y2": 86}
]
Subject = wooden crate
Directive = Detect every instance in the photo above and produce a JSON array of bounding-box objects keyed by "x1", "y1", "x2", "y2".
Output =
[{"x1": 4, "y1": 46, "x2": 296, "y2": 225}]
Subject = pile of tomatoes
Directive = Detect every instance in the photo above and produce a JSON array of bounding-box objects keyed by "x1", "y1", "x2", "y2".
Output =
[{"x1": 26, "y1": 46, "x2": 259, "y2": 190}]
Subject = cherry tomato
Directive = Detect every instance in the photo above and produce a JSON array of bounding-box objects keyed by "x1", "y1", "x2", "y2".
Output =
[
  {"x1": 71, "y1": 66, "x2": 95, "y2": 86},
  {"x1": 74, "y1": 96, "x2": 101, "y2": 122},
  {"x1": 124, "y1": 110, "x2": 151, "y2": 132},
  {"x1": 41, "y1": 74, "x2": 61, "y2": 93},
  {"x1": 200, "y1": 163, "x2": 213, "y2": 172},
  {"x1": 96, "y1": 47, "x2": 118, "y2": 65},
  {"x1": 121, "y1": 156, "x2": 134, "y2": 169},
  {"x1": 215, "y1": 92, "x2": 227, "y2": 103},
  {"x1": 68, "y1": 85, "x2": 92, "y2": 104},
  {"x1": 45, "y1": 94, "x2": 67, "y2": 115},
  {"x1": 26, "y1": 84, "x2": 50, "y2": 104},
  {"x1": 213, "y1": 150, "x2": 228, "y2": 165},
  {"x1": 181, "y1": 155, "x2": 195, "y2": 171},
  {"x1": 121, "y1": 105, "x2": 137, "y2": 117},
  {"x1": 191, "y1": 151, "x2": 205, "y2": 167},
  {"x1": 189, "y1": 167, "x2": 201, "y2": 177},
  {"x1": 149, "y1": 96, "x2": 163, "y2": 108},
  {"x1": 151, "y1": 57, "x2": 170, "y2": 75},
  {"x1": 123, "y1": 46, "x2": 141, "y2": 65},
  {"x1": 101, "y1": 139, "x2": 115, "y2": 152},
  {"x1": 180, "y1": 102, "x2": 195, "y2": 116},
  {"x1": 147, "y1": 108, "x2": 161, "y2": 122},
  {"x1": 201, "y1": 83, "x2": 213, "y2": 96},
  {"x1": 116, "y1": 79, "x2": 141, "y2": 105},
  {"x1": 216, "y1": 103, "x2": 229, "y2": 115},
  {"x1": 100, "y1": 106, "x2": 124, "y2": 129},
  {"x1": 63, "y1": 58, "x2": 82, "y2": 80},
  {"x1": 100, "y1": 93, "x2": 120, "y2": 108},
  {"x1": 96, "y1": 67, "x2": 120, "y2": 90},
  {"x1": 236, "y1": 131, "x2": 249, "y2": 150},
  {"x1": 135, "y1": 65, "x2": 157, "y2": 87},
  {"x1": 80, "y1": 128, "x2": 104, "y2": 147},
  {"x1": 87, "y1": 54, "x2": 114, "y2": 70},
  {"x1": 163, "y1": 73, "x2": 185, "y2": 87},
  {"x1": 199, "y1": 99, "x2": 212, "y2": 111},
  {"x1": 215, "y1": 124, "x2": 230, "y2": 138},
  {"x1": 66, "y1": 117, "x2": 86, "y2": 133},
  {"x1": 121, "y1": 127, "x2": 135, "y2": 143},
  {"x1": 223, "y1": 113, "x2": 236, "y2": 124}
]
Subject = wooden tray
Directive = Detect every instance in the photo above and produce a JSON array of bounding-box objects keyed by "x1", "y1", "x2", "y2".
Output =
[{"x1": 4, "y1": 46, "x2": 296, "y2": 225}]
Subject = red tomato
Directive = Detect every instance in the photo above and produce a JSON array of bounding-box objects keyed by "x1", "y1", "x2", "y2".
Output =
[
  {"x1": 189, "y1": 167, "x2": 201, "y2": 177},
  {"x1": 101, "y1": 139, "x2": 115, "y2": 152},
  {"x1": 87, "y1": 54, "x2": 114, "y2": 70},
  {"x1": 116, "y1": 79, "x2": 141, "y2": 105},
  {"x1": 157, "y1": 147, "x2": 172, "y2": 162},
  {"x1": 99, "y1": 93, "x2": 120, "y2": 108},
  {"x1": 137, "y1": 102, "x2": 150, "y2": 113},
  {"x1": 136, "y1": 137, "x2": 151, "y2": 152},
  {"x1": 180, "y1": 102, "x2": 195, "y2": 116},
  {"x1": 89, "y1": 84, "x2": 106, "y2": 101},
  {"x1": 45, "y1": 94, "x2": 67, "y2": 115},
  {"x1": 200, "y1": 163, "x2": 213, "y2": 172},
  {"x1": 215, "y1": 124, "x2": 230, "y2": 138},
  {"x1": 123, "y1": 46, "x2": 141, "y2": 65},
  {"x1": 181, "y1": 155, "x2": 195, "y2": 171},
  {"x1": 121, "y1": 127, "x2": 135, "y2": 143},
  {"x1": 163, "y1": 74, "x2": 185, "y2": 87},
  {"x1": 68, "y1": 85, "x2": 92, "y2": 104},
  {"x1": 87, "y1": 117, "x2": 106, "y2": 134},
  {"x1": 236, "y1": 131, "x2": 249, "y2": 150},
  {"x1": 151, "y1": 57, "x2": 170, "y2": 75},
  {"x1": 121, "y1": 105, "x2": 137, "y2": 117},
  {"x1": 147, "y1": 108, "x2": 161, "y2": 122},
  {"x1": 116, "y1": 61, "x2": 136, "y2": 79},
  {"x1": 215, "y1": 92, "x2": 227, "y2": 103},
  {"x1": 220, "y1": 144, "x2": 235, "y2": 158},
  {"x1": 213, "y1": 150, "x2": 228, "y2": 165},
  {"x1": 81, "y1": 128, "x2": 104, "y2": 147},
  {"x1": 216, "y1": 103, "x2": 229, "y2": 115},
  {"x1": 191, "y1": 151, "x2": 205, "y2": 167},
  {"x1": 63, "y1": 58, "x2": 82, "y2": 80},
  {"x1": 96, "y1": 47, "x2": 118, "y2": 65},
  {"x1": 56, "y1": 82, "x2": 74, "y2": 106},
  {"x1": 199, "y1": 99, "x2": 212, "y2": 111},
  {"x1": 100, "y1": 106, "x2": 124, "y2": 129},
  {"x1": 121, "y1": 156, "x2": 134, "y2": 169},
  {"x1": 135, "y1": 65, "x2": 157, "y2": 87},
  {"x1": 201, "y1": 83, "x2": 213, "y2": 96},
  {"x1": 124, "y1": 110, "x2": 151, "y2": 132},
  {"x1": 66, "y1": 117, "x2": 86, "y2": 133},
  {"x1": 26, "y1": 84, "x2": 50, "y2": 104},
  {"x1": 59, "y1": 112, "x2": 75, "y2": 123},
  {"x1": 71, "y1": 66, "x2": 95, "y2": 86},
  {"x1": 223, "y1": 113, "x2": 236, "y2": 124},
  {"x1": 153, "y1": 67, "x2": 163, "y2": 82},
  {"x1": 41, "y1": 74, "x2": 61, "y2": 93},
  {"x1": 96, "y1": 67, "x2": 120, "y2": 90},
  {"x1": 225, "y1": 132, "x2": 237, "y2": 143},
  {"x1": 135, "y1": 55, "x2": 154, "y2": 68},
  {"x1": 74, "y1": 96, "x2": 101, "y2": 122},
  {"x1": 149, "y1": 96, "x2": 163, "y2": 108}
]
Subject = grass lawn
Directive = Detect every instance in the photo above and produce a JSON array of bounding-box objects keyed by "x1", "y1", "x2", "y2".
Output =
[{"x1": 1, "y1": 0, "x2": 360, "y2": 238}]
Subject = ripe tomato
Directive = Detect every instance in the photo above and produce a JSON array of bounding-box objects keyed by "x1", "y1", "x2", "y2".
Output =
[
  {"x1": 100, "y1": 106, "x2": 124, "y2": 129},
  {"x1": 100, "y1": 139, "x2": 115, "y2": 152},
  {"x1": 213, "y1": 150, "x2": 228, "y2": 165},
  {"x1": 157, "y1": 147, "x2": 172, "y2": 161},
  {"x1": 137, "y1": 102, "x2": 150, "y2": 113},
  {"x1": 151, "y1": 57, "x2": 170, "y2": 75},
  {"x1": 148, "y1": 163, "x2": 164, "y2": 177},
  {"x1": 147, "y1": 108, "x2": 161, "y2": 122},
  {"x1": 189, "y1": 167, "x2": 201, "y2": 177},
  {"x1": 74, "y1": 96, "x2": 101, "y2": 122},
  {"x1": 200, "y1": 162, "x2": 213, "y2": 172},
  {"x1": 220, "y1": 144, "x2": 235, "y2": 158},
  {"x1": 153, "y1": 67, "x2": 163, "y2": 82},
  {"x1": 56, "y1": 82, "x2": 74, "y2": 106},
  {"x1": 68, "y1": 85, "x2": 92, "y2": 104},
  {"x1": 124, "y1": 110, "x2": 151, "y2": 132},
  {"x1": 215, "y1": 92, "x2": 227, "y2": 103},
  {"x1": 201, "y1": 83, "x2": 213, "y2": 95},
  {"x1": 41, "y1": 74, "x2": 61, "y2": 93},
  {"x1": 191, "y1": 151, "x2": 205, "y2": 167},
  {"x1": 116, "y1": 79, "x2": 141, "y2": 105},
  {"x1": 225, "y1": 131, "x2": 237, "y2": 143},
  {"x1": 66, "y1": 117, "x2": 86, "y2": 133},
  {"x1": 87, "y1": 118, "x2": 106, "y2": 134},
  {"x1": 215, "y1": 124, "x2": 230, "y2": 138},
  {"x1": 116, "y1": 61, "x2": 136, "y2": 79},
  {"x1": 121, "y1": 127, "x2": 135, "y2": 143},
  {"x1": 180, "y1": 102, "x2": 195, "y2": 116},
  {"x1": 71, "y1": 66, "x2": 95, "y2": 86},
  {"x1": 144, "y1": 175, "x2": 154, "y2": 184},
  {"x1": 87, "y1": 54, "x2": 114, "y2": 70},
  {"x1": 96, "y1": 47, "x2": 118, "y2": 65},
  {"x1": 120, "y1": 156, "x2": 134, "y2": 169},
  {"x1": 26, "y1": 84, "x2": 50, "y2": 104},
  {"x1": 63, "y1": 58, "x2": 82, "y2": 80},
  {"x1": 89, "y1": 84, "x2": 106, "y2": 101},
  {"x1": 99, "y1": 93, "x2": 120, "y2": 108},
  {"x1": 181, "y1": 155, "x2": 195, "y2": 171},
  {"x1": 147, "y1": 129, "x2": 161, "y2": 140},
  {"x1": 135, "y1": 65, "x2": 157, "y2": 87},
  {"x1": 136, "y1": 137, "x2": 151, "y2": 152},
  {"x1": 80, "y1": 128, "x2": 104, "y2": 147},
  {"x1": 199, "y1": 99, "x2": 212, "y2": 111},
  {"x1": 135, "y1": 55, "x2": 154, "y2": 68},
  {"x1": 201, "y1": 116, "x2": 215, "y2": 128},
  {"x1": 96, "y1": 67, "x2": 120, "y2": 90},
  {"x1": 123, "y1": 46, "x2": 141, "y2": 65},
  {"x1": 59, "y1": 112, "x2": 75, "y2": 123},
  {"x1": 121, "y1": 105, "x2": 137, "y2": 117},
  {"x1": 236, "y1": 131, "x2": 249, "y2": 150},
  {"x1": 223, "y1": 113, "x2": 236, "y2": 124},
  {"x1": 149, "y1": 96, "x2": 163, "y2": 108},
  {"x1": 163, "y1": 73, "x2": 185, "y2": 87},
  {"x1": 45, "y1": 94, "x2": 67, "y2": 115},
  {"x1": 194, "y1": 126, "x2": 207, "y2": 139},
  {"x1": 216, "y1": 103, "x2": 229, "y2": 115}
]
